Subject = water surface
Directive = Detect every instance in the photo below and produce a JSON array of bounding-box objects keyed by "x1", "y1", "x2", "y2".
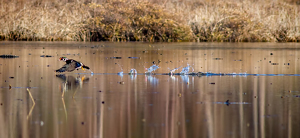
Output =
[{"x1": 0, "y1": 42, "x2": 300, "y2": 138}]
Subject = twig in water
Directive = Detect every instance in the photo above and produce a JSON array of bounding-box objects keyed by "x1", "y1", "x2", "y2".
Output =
[
  {"x1": 26, "y1": 88, "x2": 35, "y2": 119},
  {"x1": 27, "y1": 103, "x2": 35, "y2": 120},
  {"x1": 26, "y1": 88, "x2": 35, "y2": 104}
]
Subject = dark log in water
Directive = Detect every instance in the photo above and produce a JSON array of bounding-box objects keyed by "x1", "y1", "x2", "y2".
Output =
[{"x1": 0, "y1": 55, "x2": 19, "y2": 58}]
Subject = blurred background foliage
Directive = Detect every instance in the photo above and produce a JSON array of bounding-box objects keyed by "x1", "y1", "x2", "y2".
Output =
[{"x1": 0, "y1": 0, "x2": 299, "y2": 42}]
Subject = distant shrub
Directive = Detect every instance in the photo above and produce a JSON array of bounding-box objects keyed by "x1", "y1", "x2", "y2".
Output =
[
  {"x1": 188, "y1": 1, "x2": 300, "y2": 42},
  {"x1": 83, "y1": 1, "x2": 193, "y2": 41}
]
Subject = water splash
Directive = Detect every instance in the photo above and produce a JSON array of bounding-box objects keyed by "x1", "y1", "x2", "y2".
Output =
[
  {"x1": 87, "y1": 69, "x2": 94, "y2": 76},
  {"x1": 116, "y1": 63, "x2": 124, "y2": 77},
  {"x1": 145, "y1": 64, "x2": 159, "y2": 73},
  {"x1": 127, "y1": 69, "x2": 137, "y2": 80},
  {"x1": 117, "y1": 71, "x2": 123, "y2": 77},
  {"x1": 116, "y1": 63, "x2": 123, "y2": 72},
  {"x1": 180, "y1": 63, "x2": 193, "y2": 74},
  {"x1": 168, "y1": 67, "x2": 181, "y2": 75},
  {"x1": 129, "y1": 69, "x2": 137, "y2": 74}
]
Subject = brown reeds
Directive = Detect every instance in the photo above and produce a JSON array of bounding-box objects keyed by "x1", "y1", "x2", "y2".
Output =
[
  {"x1": 185, "y1": 0, "x2": 300, "y2": 42},
  {"x1": 0, "y1": 1, "x2": 91, "y2": 41},
  {"x1": 0, "y1": 0, "x2": 299, "y2": 42}
]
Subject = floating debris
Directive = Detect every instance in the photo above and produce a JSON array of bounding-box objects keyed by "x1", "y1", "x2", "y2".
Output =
[
  {"x1": 213, "y1": 58, "x2": 223, "y2": 60},
  {"x1": 0, "y1": 55, "x2": 19, "y2": 58},
  {"x1": 158, "y1": 60, "x2": 161, "y2": 64},
  {"x1": 40, "y1": 55, "x2": 53, "y2": 57},
  {"x1": 128, "y1": 57, "x2": 140, "y2": 59},
  {"x1": 110, "y1": 57, "x2": 122, "y2": 59},
  {"x1": 62, "y1": 53, "x2": 71, "y2": 55},
  {"x1": 207, "y1": 101, "x2": 251, "y2": 105}
]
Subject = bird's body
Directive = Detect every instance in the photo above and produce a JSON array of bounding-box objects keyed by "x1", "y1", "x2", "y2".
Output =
[{"x1": 56, "y1": 57, "x2": 90, "y2": 73}]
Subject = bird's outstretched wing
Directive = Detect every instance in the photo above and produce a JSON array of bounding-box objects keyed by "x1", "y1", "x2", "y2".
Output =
[{"x1": 56, "y1": 62, "x2": 77, "y2": 72}]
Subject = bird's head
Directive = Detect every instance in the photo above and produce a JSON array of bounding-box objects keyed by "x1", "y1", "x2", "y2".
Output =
[{"x1": 59, "y1": 57, "x2": 68, "y2": 62}]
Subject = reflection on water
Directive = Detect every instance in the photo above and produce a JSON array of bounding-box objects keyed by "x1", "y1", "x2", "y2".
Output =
[
  {"x1": 0, "y1": 42, "x2": 300, "y2": 138},
  {"x1": 145, "y1": 75, "x2": 159, "y2": 86},
  {"x1": 180, "y1": 75, "x2": 190, "y2": 84},
  {"x1": 56, "y1": 74, "x2": 90, "y2": 89},
  {"x1": 56, "y1": 74, "x2": 90, "y2": 98}
]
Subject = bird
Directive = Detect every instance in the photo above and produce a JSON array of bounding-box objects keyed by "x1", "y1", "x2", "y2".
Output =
[{"x1": 56, "y1": 57, "x2": 90, "y2": 73}]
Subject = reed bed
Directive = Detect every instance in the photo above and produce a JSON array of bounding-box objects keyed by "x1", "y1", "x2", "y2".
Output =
[{"x1": 0, "y1": 0, "x2": 299, "y2": 42}]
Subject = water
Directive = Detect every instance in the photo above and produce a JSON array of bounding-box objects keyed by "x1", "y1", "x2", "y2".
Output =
[{"x1": 0, "y1": 42, "x2": 300, "y2": 138}]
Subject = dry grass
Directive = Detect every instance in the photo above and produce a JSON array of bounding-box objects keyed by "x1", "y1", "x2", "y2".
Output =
[
  {"x1": 0, "y1": 1, "x2": 91, "y2": 41},
  {"x1": 0, "y1": 0, "x2": 299, "y2": 42},
  {"x1": 85, "y1": 0, "x2": 192, "y2": 41},
  {"x1": 184, "y1": 0, "x2": 300, "y2": 42}
]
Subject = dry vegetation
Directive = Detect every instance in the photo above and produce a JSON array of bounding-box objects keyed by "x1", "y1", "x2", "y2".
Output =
[{"x1": 0, "y1": 0, "x2": 300, "y2": 42}]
